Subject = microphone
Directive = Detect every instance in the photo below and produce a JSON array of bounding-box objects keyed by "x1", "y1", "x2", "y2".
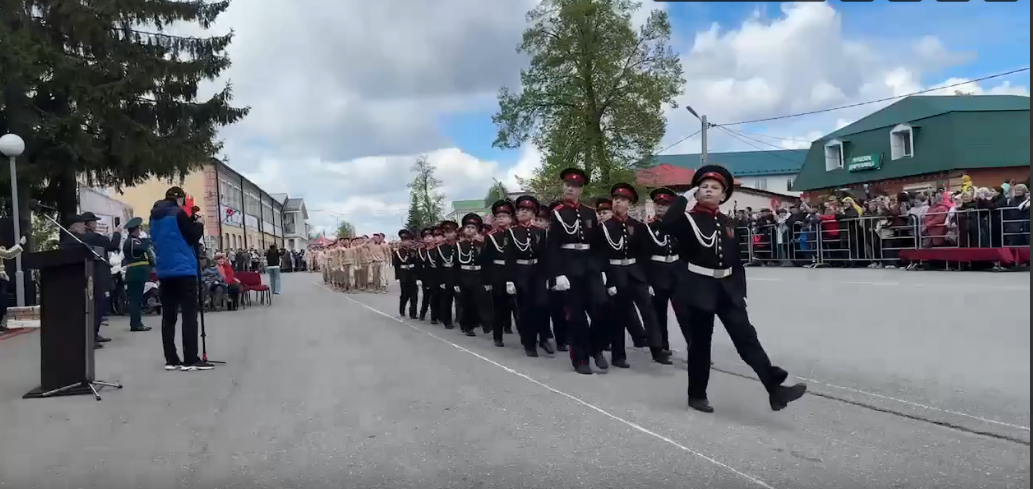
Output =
[{"x1": 28, "y1": 199, "x2": 56, "y2": 211}]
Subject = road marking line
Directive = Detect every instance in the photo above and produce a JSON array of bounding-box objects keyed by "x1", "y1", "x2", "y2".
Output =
[
  {"x1": 313, "y1": 281, "x2": 774, "y2": 489},
  {"x1": 794, "y1": 376, "x2": 1030, "y2": 432},
  {"x1": 746, "y1": 276, "x2": 1029, "y2": 291}
]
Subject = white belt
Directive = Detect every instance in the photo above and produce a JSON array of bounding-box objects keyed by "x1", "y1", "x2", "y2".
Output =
[
  {"x1": 460, "y1": 265, "x2": 481, "y2": 271},
  {"x1": 560, "y1": 243, "x2": 590, "y2": 250},
  {"x1": 516, "y1": 259, "x2": 538, "y2": 265},
  {"x1": 650, "y1": 255, "x2": 679, "y2": 263},
  {"x1": 440, "y1": 263, "x2": 453, "y2": 268},
  {"x1": 493, "y1": 259, "x2": 506, "y2": 265},
  {"x1": 687, "y1": 263, "x2": 732, "y2": 279},
  {"x1": 400, "y1": 264, "x2": 415, "y2": 269},
  {"x1": 608, "y1": 258, "x2": 636, "y2": 266}
]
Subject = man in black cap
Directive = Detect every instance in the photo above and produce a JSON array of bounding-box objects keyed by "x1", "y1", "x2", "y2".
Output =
[
  {"x1": 660, "y1": 165, "x2": 806, "y2": 413},
  {"x1": 78, "y1": 212, "x2": 122, "y2": 345},
  {"x1": 540, "y1": 201, "x2": 567, "y2": 351},
  {"x1": 433, "y1": 220, "x2": 460, "y2": 330},
  {"x1": 600, "y1": 183, "x2": 672, "y2": 367},
  {"x1": 483, "y1": 200, "x2": 515, "y2": 339},
  {"x1": 456, "y1": 213, "x2": 492, "y2": 341},
  {"x1": 645, "y1": 187, "x2": 688, "y2": 355},
  {"x1": 507, "y1": 195, "x2": 554, "y2": 356},
  {"x1": 122, "y1": 217, "x2": 153, "y2": 332},
  {"x1": 416, "y1": 227, "x2": 439, "y2": 322},
  {"x1": 548, "y1": 168, "x2": 608, "y2": 374},
  {"x1": 393, "y1": 229, "x2": 420, "y2": 319},
  {"x1": 150, "y1": 186, "x2": 209, "y2": 371}
]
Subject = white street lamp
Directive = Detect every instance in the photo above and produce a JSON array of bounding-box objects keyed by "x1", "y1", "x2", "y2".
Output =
[{"x1": 0, "y1": 133, "x2": 26, "y2": 307}]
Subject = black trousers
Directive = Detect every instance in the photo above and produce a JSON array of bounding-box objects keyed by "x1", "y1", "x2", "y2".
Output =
[
  {"x1": 548, "y1": 291, "x2": 568, "y2": 346},
  {"x1": 159, "y1": 276, "x2": 201, "y2": 365},
  {"x1": 438, "y1": 284, "x2": 456, "y2": 327},
  {"x1": 458, "y1": 282, "x2": 491, "y2": 334},
  {"x1": 652, "y1": 287, "x2": 691, "y2": 351},
  {"x1": 514, "y1": 280, "x2": 549, "y2": 350},
  {"x1": 491, "y1": 288, "x2": 514, "y2": 334},
  {"x1": 559, "y1": 273, "x2": 606, "y2": 367},
  {"x1": 609, "y1": 281, "x2": 660, "y2": 362},
  {"x1": 420, "y1": 282, "x2": 438, "y2": 320},
  {"x1": 685, "y1": 293, "x2": 786, "y2": 400},
  {"x1": 398, "y1": 279, "x2": 418, "y2": 317}
]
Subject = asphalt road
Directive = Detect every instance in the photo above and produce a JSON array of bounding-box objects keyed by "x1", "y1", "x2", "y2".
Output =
[{"x1": 0, "y1": 270, "x2": 1027, "y2": 489}]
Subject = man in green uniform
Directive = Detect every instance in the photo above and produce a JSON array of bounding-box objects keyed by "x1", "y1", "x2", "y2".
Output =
[{"x1": 122, "y1": 217, "x2": 153, "y2": 332}]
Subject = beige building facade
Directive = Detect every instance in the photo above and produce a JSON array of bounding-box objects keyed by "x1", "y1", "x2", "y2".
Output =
[{"x1": 112, "y1": 160, "x2": 290, "y2": 252}]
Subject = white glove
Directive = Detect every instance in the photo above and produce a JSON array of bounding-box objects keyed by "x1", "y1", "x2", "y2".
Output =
[
  {"x1": 439, "y1": 283, "x2": 446, "y2": 289},
  {"x1": 648, "y1": 286, "x2": 654, "y2": 296},
  {"x1": 505, "y1": 282, "x2": 516, "y2": 295},
  {"x1": 0, "y1": 271, "x2": 8, "y2": 281},
  {"x1": 454, "y1": 285, "x2": 461, "y2": 293},
  {"x1": 601, "y1": 272, "x2": 607, "y2": 283},
  {"x1": 681, "y1": 186, "x2": 699, "y2": 213},
  {"x1": 607, "y1": 287, "x2": 617, "y2": 297},
  {"x1": 484, "y1": 285, "x2": 492, "y2": 291},
  {"x1": 416, "y1": 280, "x2": 422, "y2": 286},
  {"x1": 743, "y1": 297, "x2": 748, "y2": 307},
  {"x1": 553, "y1": 275, "x2": 571, "y2": 291},
  {"x1": 19, "y1": 236, "x2": 26, "y2": 245}
]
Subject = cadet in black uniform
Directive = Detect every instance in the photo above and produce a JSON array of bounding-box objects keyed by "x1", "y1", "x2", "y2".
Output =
[
  {"x1": 434, "y1": 221, "x2": 459, "y2": 330},
  {"x1": 599, "y1": 183, "x2": 672, "y2": 367},
  {"x1": 645, "y1": 188, "x2": 689, "y2": 354},
  {"x1": 483, "y1": 201, "x2": 515, "y2": 339},
  {"x1": 417, "y1": 227, "x2": 439, "y2": 323},
  {"x1": 541, "y1": 201, "x2": 568, "y2": 351},
  {"x1": 659, "y1": 165, "x2": 806, "y2": 413},
  {"x1": 548, "y1": 168, "x2": 608, "y2": 375},
  {"x1": 393, "y1": 229, "x2": 420, "y2": 319},
  {"x1": 122, "y1": 217, "x2": 154, "y2": 332},
  {"x1": 456, "y1": 213, "x2": 492, "y2": 340},
  {"x1": 507, "y1": 195, "x2": 555, "y2": 356}
]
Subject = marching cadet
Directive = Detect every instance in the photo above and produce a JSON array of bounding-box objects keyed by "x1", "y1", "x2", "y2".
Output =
[
  {"x1": 595, "y1": 196, "x2": 647, "y2": 351},
  {"x1": 599, "y1": 183, "x2": 672, "y2": 367},
  {"x1": 548, "y1": 168, "x2": 608, "y2": 375},
  {"x1": 359, "y1": 236, "x2": 373, "y2": 291},
  {"x1": 542, "y1": 200, "x2": 568, "y2": 351},
  {"x1": 455, "y1": 213, "x2": 493, "y2": 340},
  {"x1": 417, "y1": 227, "x2": 439, "y2": 323},
  {"x1": 370, "y1": 233, "x2": 389, "y2": 293},
  {"x1": 393, "y1": 229, "x2": 420, "y2": 318},
  {"x1": 342, "y1": 240, "x2": 355, "y2": 292},
  {"x1": 483, "y1": 200, "x2": 515, "y2": 340},
  {"x1": 645, "y1": 187, "x2": 690, "y2": 355},
  {"x1": 122, "y1": 217, "x2": 154, "y2": 332},
  {"x1": 508, "y1": 195, "x2": 555, "y2": 356},
  {"x1": 659, "y1": 165, "x2": 806, "y2": 413},
  {"x1": 434, "y1": 221, "x2": 460, "y2": 330}
]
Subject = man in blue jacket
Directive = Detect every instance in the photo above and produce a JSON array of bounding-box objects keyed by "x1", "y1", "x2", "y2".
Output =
[{"x1": 150, "y1": 186, "x2": 211, "y2": 371}]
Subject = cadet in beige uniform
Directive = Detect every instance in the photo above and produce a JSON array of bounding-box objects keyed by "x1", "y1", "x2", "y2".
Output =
[{"x1": 369, "y1": 233, "x2": 388, "y2": 293}]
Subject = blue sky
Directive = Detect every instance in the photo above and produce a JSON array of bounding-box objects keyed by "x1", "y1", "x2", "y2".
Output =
[{"x1": 441, "y1": 1, "x2": 1030, "y2": 175}]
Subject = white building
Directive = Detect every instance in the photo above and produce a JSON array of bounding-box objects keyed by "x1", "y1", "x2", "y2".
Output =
[{"x1": 273, "y1": 194, "x2": 310, "y2": 250}]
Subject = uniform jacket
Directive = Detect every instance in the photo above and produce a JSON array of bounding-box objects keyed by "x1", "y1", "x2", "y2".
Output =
[{"x1": 546, "y1": 202, "x2": 600, "y2": 279}]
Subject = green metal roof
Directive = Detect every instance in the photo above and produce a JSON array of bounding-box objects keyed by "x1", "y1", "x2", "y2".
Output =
[
  {"x1": 450, "y1": 199, "x2": 485, "y2": 212},
  {"x1": 649, "y1": 150, "x2": 806, "y2": 176},
  {"x1": 792, "y1": 95, "x2": 1030, "y2": 191}
]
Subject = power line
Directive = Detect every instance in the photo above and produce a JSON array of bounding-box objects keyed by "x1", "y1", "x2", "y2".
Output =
[
  {"x1": 716, "y1": 67, "x2": 1030, "y2": 127},
  {"x1": 722, "y1": 127, "x2": 804, "y2": 152},
  {"x1": 715, "y1": 126, "x2": 806, "y2": 166},
  {"x1": 728, "y1": 129, "x2": 813, "y2": 144},
  {"x1": 655, "y1": 128, "x2": 701, "y2": 155}
]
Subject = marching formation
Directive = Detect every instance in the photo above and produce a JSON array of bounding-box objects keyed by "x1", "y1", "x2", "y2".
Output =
[
  {"x1": 326, "y1": 166, "x2": 808, "y2": 413},
  {"x1": 313, "y1": 234, "x2": 392, "y2": 293}
]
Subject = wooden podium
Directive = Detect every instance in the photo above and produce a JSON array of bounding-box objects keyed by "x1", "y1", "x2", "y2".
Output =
[{"x1": 21, "y1": 246, "x2": 122, "y2": 400}]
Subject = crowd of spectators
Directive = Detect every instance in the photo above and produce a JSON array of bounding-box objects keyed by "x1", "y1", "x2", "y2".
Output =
[{"x1": 733, "y1": 181, "x2": 1030, "y2": 270}]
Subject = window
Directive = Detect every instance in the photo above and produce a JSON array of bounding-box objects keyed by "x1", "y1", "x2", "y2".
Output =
[
  {"x1": 786, "y1": 177, "x2": 795, "y2": 192},
  {"x1": 753, "y1": 178, "x2": 768, "y2": 191},
  {"x1": 824, "y1": 140, "x2": 844, "y2": 171},
  {"x1": 890, "y1": 124, "x2": 913, "y2": 160}
]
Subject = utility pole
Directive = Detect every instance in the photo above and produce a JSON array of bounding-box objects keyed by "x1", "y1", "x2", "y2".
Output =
[{"x1": 685, "y1": 106, "x2": 709, "y2": 167}]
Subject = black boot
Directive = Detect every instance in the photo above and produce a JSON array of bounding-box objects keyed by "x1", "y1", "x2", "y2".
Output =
[
  {"x1": 592, "y1": 352, "x2": 609, "y2": 370},
  {"x1": 503, "y1": 326, "x2": 513, "y2": 335},
  {"x1": 574, "y1": 363, "x2": 593, "y2": 375},
  {"x1": 494, "y1": 340, "x2": 504, "y2": 347},
  {"x1": 525, "y1": 348, "x2": 538, "y2": 357},
  {"x1": 769, "y1": 383, "x2": 807, "y2": 411},
  {"x1": 464, "y1": 330, "x2": 476, "y2": 337},
  {"x1": 688, "y1": 398, "x2": 714, "y2": 413},
  {"x1": 538, "y1": 339, "x2": 555, "y2": 354},
  {"x1": 611, "y1": 358, "x2": 630, "y2": 369},
  {"x1": 650, "y1": 347, "x2": 673, "y2": 365},
  {"x1": 556, "y1": 343, "x2": 569, "y2": 352},
  {"x1": 129, "y1": 325, "x2": 152, "y2": 332}
]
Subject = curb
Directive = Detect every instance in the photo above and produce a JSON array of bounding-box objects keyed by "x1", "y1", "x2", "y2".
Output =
[{"x1": 0, "y1": 327, "x2": 38, "y2": 342}]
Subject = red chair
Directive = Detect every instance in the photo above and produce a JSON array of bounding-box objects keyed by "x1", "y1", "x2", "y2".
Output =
[{"x1": 237, "y1": 271, "x2": 271, "y2": 305}]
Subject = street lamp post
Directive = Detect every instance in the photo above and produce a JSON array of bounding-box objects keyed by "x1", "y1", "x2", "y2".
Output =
[{"x1": 0, "y1": 133, "x2": 27, "y2": 307}]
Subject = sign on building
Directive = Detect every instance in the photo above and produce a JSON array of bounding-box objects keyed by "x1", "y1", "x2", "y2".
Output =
[{"x1": 847, "y1": 154, "x2": 882, "y2": 172}]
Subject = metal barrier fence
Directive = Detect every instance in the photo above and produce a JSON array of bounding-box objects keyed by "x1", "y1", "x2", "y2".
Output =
[{"x1": 734, "y1": 206, "x2": 1030, "y2": 267}]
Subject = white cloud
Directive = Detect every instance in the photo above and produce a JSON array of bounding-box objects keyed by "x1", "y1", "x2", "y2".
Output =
[{"x1": 185, "y1": 0, "x2": 1024, "y2": 240}]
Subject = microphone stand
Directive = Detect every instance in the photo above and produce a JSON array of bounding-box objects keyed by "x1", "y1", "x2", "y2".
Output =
[
  {"x1": 195, "y1": 245, "x2": 224, "y2": 366},
  {"x1": 32, "y1": 207, "x2": 123, "y2": 400}
]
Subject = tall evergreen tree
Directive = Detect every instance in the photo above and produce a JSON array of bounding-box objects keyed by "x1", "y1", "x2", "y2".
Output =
[
  {"x1": 0, "y1": 0, "x2": 248, "y2": 222},
  {"x1": 492, "y1": 0, "x2": 684, "y2": 200},
  {"x1": 404, "y1": 191, "x2": 422, "y2": 231},
  {"x1": 483, "y1": 181, "x2": 509, "y2": 207}
]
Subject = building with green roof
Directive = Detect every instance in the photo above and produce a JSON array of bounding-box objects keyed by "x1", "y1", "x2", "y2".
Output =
[
  {"x1": 447, "y1": 199, "x2": 488, "y2": 221},
  {"x1": 791, "y1": 95, "x2": 1030, "y2": 195}
]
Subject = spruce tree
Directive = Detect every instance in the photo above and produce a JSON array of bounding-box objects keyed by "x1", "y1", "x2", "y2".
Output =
[
  {"x1": 404, "y1": 192, "x2": 422, "y2": 231},
  {"x1": 0, "y1": 0, "x2": 249, "y2": 221}
]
